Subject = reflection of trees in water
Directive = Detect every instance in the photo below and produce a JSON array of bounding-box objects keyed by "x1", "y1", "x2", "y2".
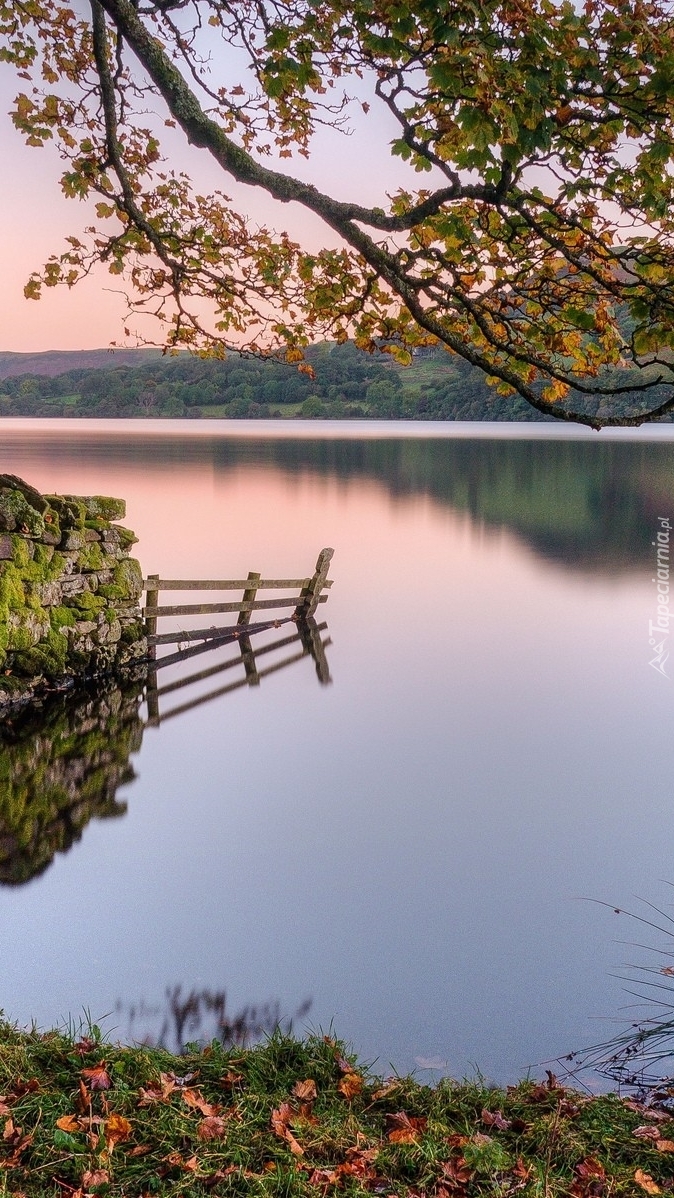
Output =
[
  {"x1": 0, "y1": 679, "x2": 144, "y2": 885},
  {"x1": 116, "y1": 986, "x2": 312, "y2": 1053},
  {"x1": 16, "y1": 433, "x2": 674, "y2": 576}
]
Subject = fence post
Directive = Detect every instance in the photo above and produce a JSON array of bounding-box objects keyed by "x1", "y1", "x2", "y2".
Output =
[
  {"x1": 297, "y1": 617, "x2": 332, "y2": 684},
  {"x1": 145, "y1": 573, "x2": 159, "y2": 662},
  {"x1": 238, "y1": 571, "x2": 261, "y2": 626},
  {"x1": 294, "y1": 548, "x2": 334, "y2": 620},
  {"x1": 239, "y1": 633, "x2": 260, "y2": 686}
]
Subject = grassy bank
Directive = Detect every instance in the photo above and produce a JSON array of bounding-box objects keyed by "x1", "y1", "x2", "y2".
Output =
[{"x1": 0, "y1": 1023, "x2": 673, "y2": 1196}]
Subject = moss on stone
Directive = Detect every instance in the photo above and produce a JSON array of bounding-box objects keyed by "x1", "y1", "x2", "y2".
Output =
[
  {"x1": 32, "y1": 543, "x2": 55, "y2": 568},
  {"x1": 117, "y1": 526, "x2": 139, "y2": 549},
  {"x1": 70, "y1": 495, "x2": 126, "y2": 521},
  {"x1": 112, "y1": 558, "x2": 143, "y2": 601},
  {"x1": 0, "y1": 489, "x2": 45, "y2": 537},
  {"x1": 77, "y1": 542, "x2": 105, "y2": 572},
  {"x1": 44, "y1": 495, "x2": 86, "y2": 527},
  {"x1": 0, "y1": 563, "x2": 26, "y2": 611},
  {"x1": 49, "y1": 606, "x2": 76, "y2": 631}
]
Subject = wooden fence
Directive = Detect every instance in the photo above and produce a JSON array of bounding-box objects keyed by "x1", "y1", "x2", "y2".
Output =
[
  {"x1": 140, "y1": 548, "x2": 334, "y2": 725},
  {"x1": 142, "y1": 547, "x2": 334, "y2": 658}
]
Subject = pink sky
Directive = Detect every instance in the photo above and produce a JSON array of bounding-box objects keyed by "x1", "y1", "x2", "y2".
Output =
[{"x1": 0, "y1": 53, "x2": 410, "y2": 354}]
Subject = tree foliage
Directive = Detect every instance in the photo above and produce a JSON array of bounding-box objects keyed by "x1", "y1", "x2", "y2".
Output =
[{"x1": 4, "y1": 0, "x2": 674, "y2": 425}]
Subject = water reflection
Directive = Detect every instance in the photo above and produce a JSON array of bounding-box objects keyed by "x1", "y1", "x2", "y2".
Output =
[
  {"x1": 3, "y1": 426, "x2": 673, "y2": 576},
  {"x1": 116, "y1": 985, "x2": 313, "y2": 1053},
  {"x1": 0, "y1": 617, "x2": 332, "y2": 884},
  {"x1": 0, "y1": 679, "x2": 144, "y2": 886}
]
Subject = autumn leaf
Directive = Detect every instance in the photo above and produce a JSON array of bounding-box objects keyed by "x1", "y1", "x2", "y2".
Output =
[
  {"x1": 81, "y1": 1064, "x2": 111, "y2": 1091},
  {"x1": 220, "y1": 1070, "x2": 244, "y2": 1088},
  {"x1": 182, "y1": 1088, "x2": 219, "y2": 1117},
  {"x1": 634, "y1": 1126, "x2": 662, "y2": 1141},
  {"x1": 103, "y1": 1113, "x2": 132, "y2": 1151},
  {"x1": 292, "y1": 1079, "x2": 317, "y2": 1102},
  {"x1": 369, "y1": 1081, "x2": 400, "y2": 1102},
  {"x1": 82, "y1": 1169, "x2": 109, "y2": 1188},
  {"x1": 197, "y1": 1116, "x2": 228, "y2": 1141},
  {"x1": 128, "y1": 1144, "x2": 152, "y2": 1157},
  {"x1": 656, "y1": 1139, "x2": 674, "y2": 1152},
  {"x1": 386, "y1": 1111, "x2": 428, "y2": 1143},
  {"x1": 56, "y1": 1114, "x2": 81, "y2": 1133},
  {"x1": 481, "y1": 1108, "x2": 511, "y2": 1130},
  {"x1": 635, "y1": 1170, "x2": 661, "y2": 1194},
  {"x1": 270, "y1": 1104, "x2": 304, "y2": 1156},
  {"x1": 338, "y1": 1072, "x2": 364, "y2": 1100}
]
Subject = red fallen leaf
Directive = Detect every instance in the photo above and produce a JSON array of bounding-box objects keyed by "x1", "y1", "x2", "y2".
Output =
[
  {"x1": 514, "y1": 1157, "x2": 531, "y2": 1179},
  {"x1": 439, "y1": 1156, "x2": 472, "y2": 1186},
  {"x1": 103, "y1": 1113, "x2": 132, "y2": 1151},
  {"x1": 56, "y1": 1115, "x2": 81, "y2": 1133},
  {"x1": 292, "y1": 1079, "x2": 317, "y2": 1102},
  {"x1": 80, "y1": 1064, "x2": 111, "y2": 1092},
  {"x1": 73, "y1": 1038, "x2": 97, "y2": 1057},
  {"x1": 338, "y1": 1073, "x2": 364, "y2": 1100},
  {"x1": 574, "y1": 1157, "x2": 606, "y2": 1180},
  {"x1": 82, "y1": 1169, "x2": 109, "y2": 1188},
  {"x1": 182, "y1": 1089, "x2": 220, "y2": 1118},
  {"x1": 386, "y1": 1112, "x2": 428, "y2": 1143},
  {"x1": 197, "y1": 1116, "x2": 227, "y2": 1141}
]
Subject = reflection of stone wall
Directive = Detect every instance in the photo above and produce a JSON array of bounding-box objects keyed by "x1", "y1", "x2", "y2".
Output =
[
  {"x1": 0, "y1": 680, "x2": 144, "y2": 885},
  {"x1": 0, "y1": 474, "x2": 147, "y2": 708}
]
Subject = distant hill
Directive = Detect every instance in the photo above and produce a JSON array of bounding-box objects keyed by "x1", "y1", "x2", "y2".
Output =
[{"x1": 0, "y1": 347, "x2": 163, "y2": 380}]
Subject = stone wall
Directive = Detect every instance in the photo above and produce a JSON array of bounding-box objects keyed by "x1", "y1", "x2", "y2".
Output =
[{"x1": 0, "y1": 475, "x2": 147, "y2": 706}]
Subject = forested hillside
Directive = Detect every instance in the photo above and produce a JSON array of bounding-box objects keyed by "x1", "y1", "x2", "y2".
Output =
[{"x1": 0, "y1": 343, "x2": 547, "y2": 421}]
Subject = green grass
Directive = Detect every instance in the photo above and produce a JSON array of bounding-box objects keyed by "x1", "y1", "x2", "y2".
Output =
[{"x1": 0, "y1": 1021, "x2": 673, "y2": 1196}]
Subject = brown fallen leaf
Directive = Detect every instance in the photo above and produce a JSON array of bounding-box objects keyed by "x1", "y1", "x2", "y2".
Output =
[
  {"x1": 76, "y1": 1081, "x2": 90, "y2": 1114},
  {"x1": 481, "y1": 1108, "x2": 511, "y2": 1130},
  {"x1": 270, "y1": 1104, "x2": 304, "y2": 1156},
  {"x1": 56, "y1": 1115, "x2": 81, "y2": 1133},
  {"x1": 73, "y1": 1038, "x2": 97, "y2": 1057},
  {"x1": 471, "y1": 1132, "x2": 492, "y2": 1146},
  {"x1": 82, "y1": 1169, "x2": 109, "y2": 1188},
  {"x1": 657, "y1": 1139, "x2": 674, "y2": 1152},
  {"x1": 334, "y1": 1055, "x2": 353, "y2": 1073},
  {"x1": 198, "y1": 1116, "x2": 228, "y2": 1141},
  {"x1": 624, "y1": 1101, "x2": 671, "y2": 1122},
  {"x1": 338, "y1": 1073, "x2": 364, "y2": 1100},
  {"x1": 182, "y1": 1089, "x2": 219, "y2": 1118},
  {"x1": 81, "y1": 1065, "x2": 111, "y2": 1092},
  {"x1": 292, "y1": 1079, "x2": 317, "y2": 1103},
  {"x1": 386, "y1": 1112, "x2": 428, "y2": 1144},
  {"x1": 369, "y1": 1080, "x2": 400, "y2": 1103},
  {"x1": 446, "y1": 1133, "x2": 469, "y2": 1149},
  {"x1": 220, "y1": 1071, "x2": 244, "y2": 1088},
  {"x1": 635, "y1": 1169, "x2": 661, "y2": 1194},
  {"x1": 104, "y1": 1113, "x2": 132, "y2": 1151},
  {"x1": 439, "y1": 1156, "x2": 472, "y2": 1186},
  {"x1": 128, "y1": 1144, "x2": 152, "y2": 1157}
]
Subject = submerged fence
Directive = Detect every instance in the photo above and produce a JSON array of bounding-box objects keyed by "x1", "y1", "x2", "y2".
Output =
[{"x1": 140, "y1": 548, "x2": 334, "y2": 725}]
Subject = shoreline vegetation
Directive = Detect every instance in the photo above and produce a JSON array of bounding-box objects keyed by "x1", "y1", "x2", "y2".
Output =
[
  {"x1": 2, "y1": 344, "x2": 672, "y2": 425},
  {"x1": 1, "y1": 1023, "x2": 674, "y2": 1197}
]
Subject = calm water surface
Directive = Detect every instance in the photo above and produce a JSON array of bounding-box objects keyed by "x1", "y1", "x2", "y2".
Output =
[{"x1": 2, "y1": 418, "x2": 674, "y2": 1083}]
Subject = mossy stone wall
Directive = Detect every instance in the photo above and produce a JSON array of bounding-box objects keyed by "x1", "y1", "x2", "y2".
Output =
[{"x1": 0, "y1": 475, "x2": 147, "y2": 705}]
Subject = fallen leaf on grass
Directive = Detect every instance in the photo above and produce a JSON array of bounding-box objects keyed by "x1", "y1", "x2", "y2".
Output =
[
  {"x1": 471, "y1": 1132, "x2": 492, "y2": 1146},
  {"x1": 624, "y1": 1101, "x2": 671, "y2": 1122},
  {"x1": 446, "y1": 1133, "x2": 469, "y2": 1149},
  {"x1": 386, "y1": 1112, "x2": 428, "y2": 1144},
  {"x1": 128, "y1": 1144, "x2": 151, "y2": 1157},
  {"x1": 182, "y1": 1089, "x2": 220, "y2": 1118},
  {"x1": 369, "y1": 1080, "x2": 400, "y2": 1103},
  {"x1": 635, "y1": 1169, "x2": 661, "y2": 1194},
  {"x1": 220, "y1": 1071, "x2": 244, "y2": 1088},
  {"x1": 1, "y1": 1119, "x2": 33, "y2": 1166},
  {"x1": 160, "y1": 1151, "x2": 199, "y2": 1174},
  {"x1": 271, "y1": 1104, "x2": 305, "y2": 1156},
  {"x1": 292, "y1": 1079, "x2": 317, "y2": 1102},
  {"x1": 103, "y1": 1113, "x2": 131, "y2": 1151},
  {"x1": 197, "y1": 1116, "x2": 227, "y2": 1141},
  {"x1": 481, "y1": 1108, "x2": 511, "y2": 1130},
  {"x1": 73, "y1": 1039, "x2": 97, "y2": 1057},
  {"x1": 439, "y1": 1156, "x2": 472, "y2": 1186},
  {"x1": 656, "y1": 1139, "x2": 674, "y2": 1152},
  {"x1": 634, "y1": 1127, "x2": 662, "y2": 1141},
  {"x1": 82, "y1": 1170, "x2": 108, "y2": 1188},
  {"x1": 80, "y1": 1065, "x2": 111, "y2": 1092},
  {"x1": 338, "y1": 1073, "x2": 364, "y2": 1100},
  {"x1": 56, "y1": 1116, "x2": 81, "y2": 1133},
  {"x1": 0, "y1": 1101, "x2": 10, "y2": 1118}
]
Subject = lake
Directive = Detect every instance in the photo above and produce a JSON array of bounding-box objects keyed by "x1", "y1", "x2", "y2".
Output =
[{"x1": 2, "y1": 417, "x2": 674, "y2": 1085}]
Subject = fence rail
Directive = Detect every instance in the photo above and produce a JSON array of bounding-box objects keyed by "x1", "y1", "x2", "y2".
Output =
[{"x1": 142, "y1": 548, "x2": 334, "y2": 656}]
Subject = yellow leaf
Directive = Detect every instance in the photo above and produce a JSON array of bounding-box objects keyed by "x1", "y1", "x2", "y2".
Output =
[{"x1": 635, "y1": 1170, "x2": 661, "y2": 1194}]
